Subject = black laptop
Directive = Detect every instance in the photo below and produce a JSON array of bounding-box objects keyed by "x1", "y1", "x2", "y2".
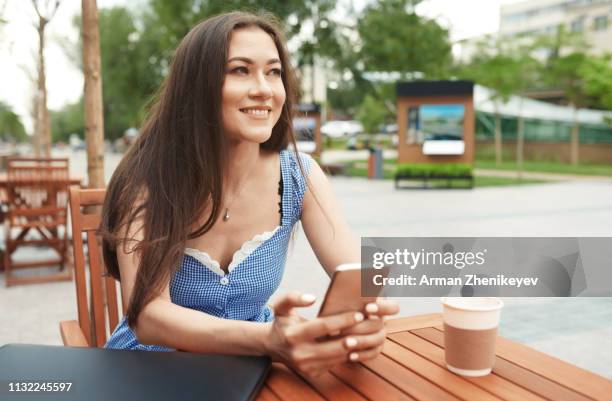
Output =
[{"x1": 0, "y1": 344, "x2": 270, "y2": 401}]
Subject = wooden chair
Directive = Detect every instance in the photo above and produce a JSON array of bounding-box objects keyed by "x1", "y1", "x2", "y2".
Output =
[
  {"x1": 60, "y1": 187, "x2": 124, "y2": 347},
  {"x1": 3, "y1": 157, "x2": 72, "y2": 286}
]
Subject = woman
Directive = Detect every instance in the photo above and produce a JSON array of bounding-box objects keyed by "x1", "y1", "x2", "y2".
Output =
[{"x1": 101, "y1": 11, "x2": 398, "y2": 378}]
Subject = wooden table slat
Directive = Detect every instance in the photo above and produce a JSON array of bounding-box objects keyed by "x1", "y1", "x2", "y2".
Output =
[
  {"x1": 412, "y1": 327, "x2": 593, "y2": 401},
  {"x1": 384, "y1": 314, "x2": 443, "y2": 334},
  {"x1": 266, "y1": 364, "x2": 327, "y2": 401},
  {"x1": 306, "y1": 370, "x2": 370, "y2": 401},
  {"x1": 260, "y1": 316, "x2": 612, "y2": 401},
  {"x1": 432, "y1": 324, "x2": 612, "y2": 401},
  {"x1": 362, "y1": 354, "x2": 463, "y2": 401},
  {"x1": 381, "y1": 339, "x2": 505, "y2": 401},
  {"x1": 257, "y1": 386, "x2": 282, "y2": 401},
  {"x1": 494, "y1": 333, "x2": 612, "y2": 401},
  {"x1": 332, "y1": 360, "x2": 417, "y2": 401},
  {"x1": 390, "y1": 331, "x2": 550, "y2": 401}
]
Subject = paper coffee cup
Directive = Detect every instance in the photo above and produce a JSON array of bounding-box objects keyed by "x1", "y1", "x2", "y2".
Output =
[{"x1": 441, "y1": 297, "x2": 503, "y2": 377}]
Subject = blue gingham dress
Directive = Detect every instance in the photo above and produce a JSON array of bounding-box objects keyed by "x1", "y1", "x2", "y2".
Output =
[{"x1": 105, "y1": 150, "x2": 311, "y2": 351}]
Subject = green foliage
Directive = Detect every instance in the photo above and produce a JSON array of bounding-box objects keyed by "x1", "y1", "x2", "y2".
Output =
[
  {"x1": 358, "y1": 0, "x2": 452, "y2": 78},
  {"x1": 356, "y1": 95, "x2": 388, "y2": 134},
  {"x1": 458, "y1": 36, "x2": 537, "y2": 103},
  {"x1": 51, "y1": 99, "x2": 84, "y2": 143},
  {"x1": 395, "y1": 163, "x2": 473, "y2": 178},
  {"x1": 98, "y1": 7, "x2": 160, "y2": 140},
  {"x1": 0, "y1": 102, "x2": 27, "y2": 142},
  {"x1": 581, "y1": 54, "x2": 612, "y2": 110},
  {"x1": 548, "y1": 51, "x2": 590, "y2": 108}
]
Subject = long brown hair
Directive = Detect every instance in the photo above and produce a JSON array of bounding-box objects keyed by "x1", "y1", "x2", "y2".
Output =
[{"x1": 101, "y1": 12, "x2": 301, "y2": 327}]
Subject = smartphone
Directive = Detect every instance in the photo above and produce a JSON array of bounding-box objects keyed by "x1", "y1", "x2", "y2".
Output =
[{"x1": 318, "y1": 263, "x2": 388, "y2": 317}]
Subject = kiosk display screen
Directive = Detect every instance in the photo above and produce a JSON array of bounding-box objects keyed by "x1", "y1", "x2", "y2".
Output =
[{"x1": 407, "y1": 104, "x2": 465, "y2": 144}]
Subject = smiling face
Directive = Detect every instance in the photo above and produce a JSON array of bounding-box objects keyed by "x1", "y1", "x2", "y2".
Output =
[{"x1": 221, "y1": 27, "x2": 286, "y2": 144}]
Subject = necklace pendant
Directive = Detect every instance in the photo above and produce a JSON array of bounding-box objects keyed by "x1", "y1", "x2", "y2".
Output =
[{"x1": 223, "y1": 208, "x2": 230, "y2": 222}]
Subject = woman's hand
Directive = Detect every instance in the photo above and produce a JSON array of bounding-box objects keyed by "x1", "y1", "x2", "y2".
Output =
[
  {"x1": 337, "y1": 298, "x2": 400, "y2": 362},
  {"x1": 264, "y1": 292, "x2": 369, "y2": 379}
]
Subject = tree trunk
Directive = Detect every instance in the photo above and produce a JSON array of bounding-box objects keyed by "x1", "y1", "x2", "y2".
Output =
[
  {"x1": 36, "y1": 16, "x2": 51, "y2": 157},
  {"x1": 82, "y1": 0, "x2": 105, "y2": 188},
  {"x1": 494, "y1": 102, "x2": 502, "y2": 166},
  {"x1": 516, "y1": 116, "x2": 524, "y2": 179},
  {"x1": 310, "y1": 55, "x2": 316, "y2": 103},
  {"x1": 571, "y1": 107, "x2": 579, "y2": 166},
  {"x1": 516, "y1": 98, "x2": 525, "y2": 180}
]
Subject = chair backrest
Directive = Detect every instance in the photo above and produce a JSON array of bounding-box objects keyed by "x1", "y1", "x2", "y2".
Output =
[
  {"x1": 69, "y1": 187, "x2": 124, "y2": 347},
  {"x1": 6, "y1": 157, "x2": 70, "y2": 226}
]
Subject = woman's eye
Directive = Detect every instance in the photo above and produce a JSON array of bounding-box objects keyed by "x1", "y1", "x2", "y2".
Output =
[
  {"x1": 231, "y1": 66, "x2": 249, "y2": 75},
  {"x1": 268, "y1": 68, "x2": 282, "y2": 77}
]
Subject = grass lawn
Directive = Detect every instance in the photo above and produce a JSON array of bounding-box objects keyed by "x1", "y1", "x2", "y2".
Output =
[{"x1": 475, "y1": 159, "x2": 612, "y2": 176}]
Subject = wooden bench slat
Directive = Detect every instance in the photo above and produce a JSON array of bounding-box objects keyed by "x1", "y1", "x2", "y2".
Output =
[
  {"x1": 381, "y1": 339, "x2": 505, "y2": 401},
  {"x1": 361, "y1": 354, "x2": 463, "y2": 401},
  {"x1": 333, "y1": 359, "x2": 417, "y2": 401},
  {"x1": 266, "y1": 364, "x2": 326, "y2": 401},
  {"x1": 390, "y1": 331, "x2": 549, "y2": 401},
  {"x1": 413, "y1": 327, "x2": 592, "y2": 401}
]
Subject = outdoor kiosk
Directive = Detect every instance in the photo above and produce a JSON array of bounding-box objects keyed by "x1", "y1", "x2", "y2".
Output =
[
  {"x1": 293, "y1": 103, "x2": 322, "y2": 157},
  {"x1": 396, "y1": 80, "x2": 475, "y2": 165}
]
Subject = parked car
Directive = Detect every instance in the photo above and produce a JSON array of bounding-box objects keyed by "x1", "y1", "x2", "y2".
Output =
[
  {"x1": 321, "y1": 120, "x2": 363, "y2": 138},
  {"x1": 380, "y1": 123, "x2": 398, "y2": 135}
]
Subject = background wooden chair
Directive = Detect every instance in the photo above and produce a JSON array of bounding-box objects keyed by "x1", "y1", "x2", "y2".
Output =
[
  {"x1": 60, "y1": 187, "x2": 124, "y2": 347},
  {"x1": 3, "y1": 157, "x2": 72, "y2": 286}
]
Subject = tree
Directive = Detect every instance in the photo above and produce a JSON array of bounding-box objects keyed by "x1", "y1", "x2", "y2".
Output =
[
  {"x1": 82, "y1": 0, "x2": 105, "y2": 188},
  {"x1": 31, "y1": 0, "x2": 62, "y2": 156},
  {"x1": 533, "y1": 26, "x2": 591, "y2": 166},
  {"x1": 356, "y1": 95, "x2": 388, "y2": 135},
  {"x1": 549, "y1": 51, "x2": 590, "y2": 165},
  {"x1": 581, "y1": 54, "x2": 612, "y2": 110},
  {"x1": 0, "y1": 101, "x2": 28, "y2": 142},
  {"x1": 458, "y1": 36, "x2": 532, "y2": 165},
  {"x1": 51, "y1": 99, "x2": 84, "y2": 143},
  {"x1": 358, "y1": 0, "x2": 452, "y2": 78}
]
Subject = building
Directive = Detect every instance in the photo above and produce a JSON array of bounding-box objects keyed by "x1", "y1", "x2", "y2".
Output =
[{"x1": 500, "y1": 0, "x2": 612, "y2": 55}]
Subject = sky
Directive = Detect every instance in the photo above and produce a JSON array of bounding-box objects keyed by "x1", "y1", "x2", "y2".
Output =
[{"x1": 0, "y1": 0, "x2": 523, "y2": 133}]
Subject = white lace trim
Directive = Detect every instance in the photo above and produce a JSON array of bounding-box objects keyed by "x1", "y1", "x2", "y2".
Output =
[{"x1": 184, "y1": 226, "x2": 281, "y2": 277}]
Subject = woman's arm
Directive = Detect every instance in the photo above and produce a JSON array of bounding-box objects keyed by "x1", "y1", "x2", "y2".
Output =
[
  {"x1": 116, "y1": 216, "x2": 269, "y2": 355},
  {"x1": 116, "y1": 206, "x2": 365, "y2": 376},
  {"x1": 300, "y1": 157, "x2": 361, "y2": 277}
]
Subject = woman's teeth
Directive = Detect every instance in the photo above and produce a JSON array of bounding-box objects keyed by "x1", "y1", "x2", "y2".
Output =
[{"x1": 241, "y1": 109, "x2": 270, "y2": 115}]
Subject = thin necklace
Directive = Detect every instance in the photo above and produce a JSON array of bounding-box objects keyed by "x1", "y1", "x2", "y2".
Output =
[{"x1": 222, "y1": 165, "x2": 254, "y2": 222}]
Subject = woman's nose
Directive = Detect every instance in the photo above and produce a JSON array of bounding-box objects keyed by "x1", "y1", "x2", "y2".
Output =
[{"x1": 249, "y1": 73, "x2": 273, "y2": 98}]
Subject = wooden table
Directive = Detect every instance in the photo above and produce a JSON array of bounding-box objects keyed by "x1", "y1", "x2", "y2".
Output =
[{"x1": 257, "y1": 313, "x2": 612, "y2": 401}]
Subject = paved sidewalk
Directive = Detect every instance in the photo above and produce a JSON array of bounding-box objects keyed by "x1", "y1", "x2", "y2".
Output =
[{"x1": 1, "y1": 150, "x2": 612, "y2": 379}]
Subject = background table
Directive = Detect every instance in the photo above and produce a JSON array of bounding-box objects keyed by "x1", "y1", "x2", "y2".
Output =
[
  {"x1": 0, "y1": 173, "x2": 82, "y2": 272},
  {"x1": 257, "y1": 313, "x2": 612, "y2": 401}
]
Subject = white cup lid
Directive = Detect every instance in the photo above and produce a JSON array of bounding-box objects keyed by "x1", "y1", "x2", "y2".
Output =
[{"x1": 441, "y1": 297, "x2": 504, "y2": 312}]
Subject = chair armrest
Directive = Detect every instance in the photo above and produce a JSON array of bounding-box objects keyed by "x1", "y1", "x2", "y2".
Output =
[{"x1": 59, "y1": 320, "x2": 89, "y2": 347}]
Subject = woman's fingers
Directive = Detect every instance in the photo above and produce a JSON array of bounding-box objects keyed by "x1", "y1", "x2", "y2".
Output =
[
  {"x1": 349, "y1": 345, "x2": 384, "y2": 363},
  {"x1": 340, "y1": 317, "x2": 384, "y2": 335},
  {"x1": 289, "y1": 311, "x2": 364, "y2": 343},
  {"x1": 364, "y1": 299, "x2": 400, "y2": 318},
  {"x1": 272, "y1": 292, "x2": 316, "y2": 316},
  {"x1": 295, "y1": 329, "x2": 386, "y2": 365}
]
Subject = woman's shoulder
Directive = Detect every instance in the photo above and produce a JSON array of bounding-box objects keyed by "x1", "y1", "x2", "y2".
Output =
[{"x1": 279, "y1": 148, "x2": 314, "y2": 177}]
